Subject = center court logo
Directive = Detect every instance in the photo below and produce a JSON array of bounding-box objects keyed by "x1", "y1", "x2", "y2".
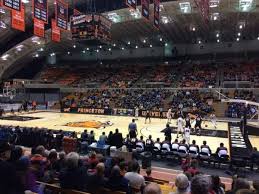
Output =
[{"x1": 65, "y1": 120, "x2": 113, "y2": 129}]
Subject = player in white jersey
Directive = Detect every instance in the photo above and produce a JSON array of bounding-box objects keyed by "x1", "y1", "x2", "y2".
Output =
[
  {"x1": 184, "y1": 127, "x2": 191, "y2": 145},
  {"x1": 210, "y1": 113, "x2": 217, "y2": 129},
  {"x1": 134, "y1": 106, "x2": 139, "y2": 120},
  {"x1": 167, "y1": 108, "x2": 172, "y2": 123},
  {"x1": 177, "y1": 115, "x2": 184, "y2": 138}
]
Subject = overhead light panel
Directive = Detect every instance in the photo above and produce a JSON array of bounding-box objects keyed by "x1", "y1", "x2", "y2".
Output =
[
  {"x1": 0, "y1": 21, "x2": 6, "y2": 29},
  {"x1": 107, "y1": 12, "x2": 121, "y2": 23},
  {"x1": 22, "y1": 0, "x2": 29, "y2": 3},
  {"x1": 209, "y1": 0, "x2": 220, "y2": 8},
  {"x1": 179, "y1": 2, "x2": 192, "y2": 13},
  {"x1": 16, "y1": 45, "x2": 24, "y2": 51},
  {"x1": 129, "y1": 8, "x2": 141, "y2": 19},
  {"x1": 0, "y1": 8, "x2": 5, "y2": 14},
  {"x1": 1, "y1": 54, "x2": 9, "y2": 60},
  {"x1": 211, "y1": 12, "x2": 219, "y2": 21},
  {"x1": 239, "y1": 0, "x2": 254, "y2": 12}
]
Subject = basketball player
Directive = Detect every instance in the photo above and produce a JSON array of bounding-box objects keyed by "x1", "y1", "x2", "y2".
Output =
[
  {"x1": 194, "y1": 114, "x2": 203, "y2": 135},
  {"x1": 167, "y1": 108, "x2": 172, "y2": 123},
  {"x1": 184, "y1": 126, "x2": 191, "y2": 145},
  {"x1": 177, "y1": 115, "x2": 184, "y2": 138},
  {"x1": 185, "y1": 115, "x2": 192, "y2": 129},
  {"x1": 145, "y1": 110, "x2": 151, "y2": 124},
  {"x1": 134, "y1": 106, "x2": 139, "y2": 120},
  {"x1": 210, "y1": 112, "x2": 217, "y2": 129}
]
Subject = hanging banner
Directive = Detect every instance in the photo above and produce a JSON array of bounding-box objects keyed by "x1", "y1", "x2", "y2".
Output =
[
  {"x1": 3, "y1": 0, "x2": 21, "y2": 11},
  {"x1": 55, "y1": 0, "x2": 68, "y2": 30},
  {"x1": 33, "y1": 0, "x2": 48, "y2": 24},
  {"x1": 195, "y1": 0, "x2": 209, "y2": 22},
  {"x1": 141, "y1": 0, "x2": 150, "y2": 21},
  {"x1": 154, "y1": 0, "x2": 160, "y2": 29},
  {"x1": 126, "y1": 0, "x2": 137, "y2": 10},
  {"x1": 33, "y1": 18, "x2": 45, "y2": 37},
  {"x1": 51, "y1": 19, "x2": 61, "y2": 42},
  {"x1": 11, "y1": 4, "x2": 25, "y2": 31}
]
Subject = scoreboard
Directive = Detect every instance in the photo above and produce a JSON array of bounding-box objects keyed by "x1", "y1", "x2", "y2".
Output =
[{"x1": 71, "y1": 14, "x2": 112, "y2": 41}]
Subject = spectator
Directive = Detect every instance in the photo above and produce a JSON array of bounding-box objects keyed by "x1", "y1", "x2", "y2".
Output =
[
  {"x1": 86, "y1": 162, "x2": 107, "y2": 193},
  {"x1": 186, "y1": 159, "x2": 199, "y2": 177},
  {"x1": 191, "y1": 175, "x2": 211, "y2": 194},
  {"x1": 170, "y1": 173, "x2": 190, "y2": 194},
  {"x1": 112, "y1": 129, "x2": 123, "y2": 148},
  {"x1": 81, "y1": 130, "x2": 88, "y2": 141},
  {"x1": 125, "y1": 160, "x2": 145, "y2": 194},
  {"x1": 99, "y1": 132, "x2": 107, "y2": 143},
  {"x1": 144, "y1": 182, "x2": 162, "y2": 194},
  {"x1": 88, "y1": 130, "x2": 95, "y2": 144},
  {"x1": 105, "y1": 165, "x2": 130, "y2": 192},
  {"x1": 210, "y1": 175, "x2": 225, "y2": 194},
  {"x1": 144, "y1": 167, "x2": 154, "y2": 182},
  {"x1": 59, "y1": 152, "x2": 86, "y2": 190},
  {"x1": 0, "y1": 141, "x2": 22, "y2": 194},
  {"x1": 107, "y1": 131, "x2": 113, "y2": 145},
  {"x1": 226, "y1": 178, "x2": 250, "y2": 194}
]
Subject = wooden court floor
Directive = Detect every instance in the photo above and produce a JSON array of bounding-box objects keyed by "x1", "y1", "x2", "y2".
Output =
[{"x1": 0, "y1": 111, "x2": 259, "y2": 153}]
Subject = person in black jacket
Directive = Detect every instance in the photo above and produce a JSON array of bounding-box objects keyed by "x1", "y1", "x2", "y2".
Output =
[
  {"x1": 111, "y1": 129, "x2": 123, "y2": 148},
  {"x1": 164, "y1": 123, "x2": 172, "y2": 142}
]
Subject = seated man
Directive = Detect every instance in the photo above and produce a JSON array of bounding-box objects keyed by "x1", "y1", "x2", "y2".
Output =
[
  {"x1": 161, "y1": 137, "x2": 171, "y2": 152},
  {"x1": 189, "y1": 140, "x2": 199, "y2": 153},
  {"x1": 136, "y1": 136, "x2": 145, "y2": 152},
  {"x1": 178, "y1": 139, "x2": 189, "y2": 153},
  {"x1": 216, "y1": 143, "x2": 228, "y2": 157},
  {"x1": 154, "y1": 138, "x2": 161, "y2": 150},
  {"x1": 145, "y1": 135, "x2": 154, "y2": 152},
  {"x1": 200, "y1": 140, "x2": 211, "y2": 155},
  {"x1": 172, "y1": 139, "x2": 179, "y2": 151}
]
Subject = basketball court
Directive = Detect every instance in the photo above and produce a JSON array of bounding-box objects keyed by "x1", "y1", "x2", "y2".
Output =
[{"x1": 1, "y1": 110, "x2": 258, "y2": 153}]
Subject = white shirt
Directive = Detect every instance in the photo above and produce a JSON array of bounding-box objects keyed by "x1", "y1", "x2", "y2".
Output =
[
  {"x1": 154, "y1": 142, "x2": 161, "y2": 150},
  {"x1": 162, "y1": 143, "x2": 171, "y2": 151},
  {"x1": 189, "y1": 146, "x2": 198, "y2": 153},
  {"x1": 218, "y1": 149, "x2": 228, "y2": 157},
  {"x1": 172, "y1": 143, "x2": 179, "y2": 150},
  {"x1": 184, "y1": 127, "x2": 191, "y2": 137},
  {"x1": 178, "y1": 145, "x2": 187, "y2": 152},
  {"x1": 167, "y1": 109, "x2": 172, "y2": 118},
  {"x1": 201, "y1": 147, "x2": 210, "y2": 155}
]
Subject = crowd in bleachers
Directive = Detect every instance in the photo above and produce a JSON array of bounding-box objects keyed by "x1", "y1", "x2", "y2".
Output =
[
  {"x1": 0, "y1": 124, "x2": 259, "y2": 194},
  {"x1": 225, "y1": 90, "x2": 257, "y2": 118},
  {"x1": 179, "y1": 65, "x2": 217, "y2": 88},
  {"x1": 61, "y1": 89, "x2": 215, "y2": 115},
  {"x1": 170, "y1": 90, "x2": 214, "y2": 114},
  {"x1": 223, "y1": 64, "x2": 255, "y2": 82}
]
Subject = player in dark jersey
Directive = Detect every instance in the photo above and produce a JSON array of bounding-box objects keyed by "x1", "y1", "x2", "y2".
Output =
[
  {"x1": 194, "y1": 115, "x2": 202, "y2": 135},
  {"x1": 145, "y1": 110, "x2": 151, "y2": 124},
  {"x1": 185, "y1": 115, "x2": 191, "y2": 129}
]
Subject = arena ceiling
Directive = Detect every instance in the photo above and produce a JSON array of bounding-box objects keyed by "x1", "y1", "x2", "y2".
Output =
[{"x1": 1, "y1": 0, "x2": 259, "y2": 79}]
